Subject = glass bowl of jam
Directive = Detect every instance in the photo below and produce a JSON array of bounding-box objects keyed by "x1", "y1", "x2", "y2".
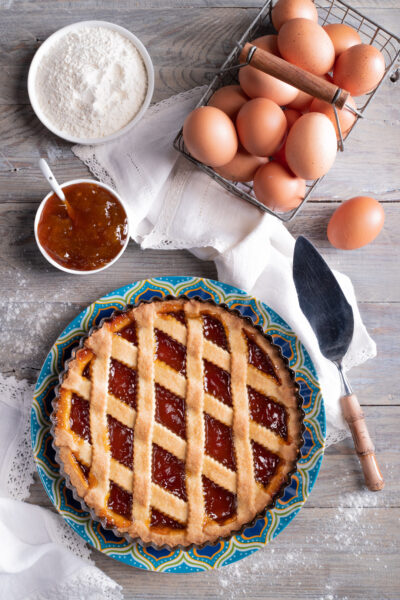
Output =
[{"x1": 34, "y1": 179, "x2": 130, "y2": 274}]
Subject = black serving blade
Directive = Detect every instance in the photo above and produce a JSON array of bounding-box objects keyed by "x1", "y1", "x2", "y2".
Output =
[{"x1": 293, "y1": 236, "x2": 354, "y2": 363}]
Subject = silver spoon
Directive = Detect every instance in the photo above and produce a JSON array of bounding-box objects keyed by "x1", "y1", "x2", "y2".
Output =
[{"x1": 39, "y1": 158, "x2": 75, "y2": 220}]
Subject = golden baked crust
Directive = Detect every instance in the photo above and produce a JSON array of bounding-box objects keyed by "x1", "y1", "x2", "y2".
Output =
[{"x1": 53, "y1": 298, "x2": 303, "y2": 547}]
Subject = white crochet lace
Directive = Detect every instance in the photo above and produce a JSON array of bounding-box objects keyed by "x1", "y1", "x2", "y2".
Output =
[
  {"x1": 26, "y1": 566, "x2": 123, "y2": 600},
  {"x1": 1, "y1": 373, "x2": 123, "y2": 599},
  {"x1": 1, "y1": 374, "x2": 36, "y2": 501},
  {"x1": 52, "y1": 518, "x2": 93, "y2": 562}
]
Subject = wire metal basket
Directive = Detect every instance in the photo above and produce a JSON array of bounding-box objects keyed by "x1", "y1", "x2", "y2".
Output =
[{"x1": 173, "y1": 0, "x2": 400, "y2": 222}]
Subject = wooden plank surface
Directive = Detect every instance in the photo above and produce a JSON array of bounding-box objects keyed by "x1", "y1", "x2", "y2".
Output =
[{"x1": 1, "y1": 0, "x2": 399, "y2": 598}]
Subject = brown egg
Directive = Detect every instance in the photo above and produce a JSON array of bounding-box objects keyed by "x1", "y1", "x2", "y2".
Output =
[
  {"x1": 271, "y1": 0, "x2": 318, "y2": 32},
  {"x1": 254, "y1": 162, "x2": 306, "y2": 212},
  {"x1": 236, "y1": 98, "x2": 286, "y2": 156},
  {"x1": 239, "y1": 35, "x2": 298, "y2": 105},
  {"x1": 287, "y1": 74, "x2": 331, "y2": 111},
  {"x1": 183, "y1": 106, "x2": 238, "y2": 168},
  {"x1": 251, "y1": 34, "x2": 280, "y2": 54},
  {"x1": 214, "y1": 148, "x2": 268, "y2": 182},
  {"x1": 309, "y1": 95, "x2": 357, "y2": 139},
  {"x1": 327, "y1": 196, "x2": 385, "y2": 249},
  {"x1": 333, "y1": 44, "x2": 385, "y2": 96},
  {"x1": 208, "y1": 85, "x2": 249, "y2": 121},
  {"x1": 278, "y1": 19, "x2": 335, "y2": 76},
  {"x1": 272, "y1": 109, "x2": 301, "y2": 168},
  {"x1": 284, "y1": 108, "x2": 302, "y2": 128},
  {"x1": 285, "y1": 112, "x2": 337, "y2": 179},
  {"x1": 323, "y1": 23, "x2": 361, "y2": 58},
  {"x1": 287, "y1": 88, "x2": 313, "y2": 111}
]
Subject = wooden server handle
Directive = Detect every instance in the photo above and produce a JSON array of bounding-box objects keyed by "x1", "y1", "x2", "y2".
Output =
[
  {"x1": 340, "y1": 394, "x2": 384, "y2": 491},
  {"x1": 239, "y1": 42, "x2": 349, "y2": 109}
]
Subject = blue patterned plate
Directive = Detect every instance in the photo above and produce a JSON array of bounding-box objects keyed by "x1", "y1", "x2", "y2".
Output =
[{"x1": 31, "y1": 277, "x2": 325, "y2": 572}]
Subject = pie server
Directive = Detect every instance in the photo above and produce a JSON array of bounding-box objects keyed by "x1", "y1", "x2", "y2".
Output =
[{"x1": 293, "y1": 236, "x2": 384, "y2": 491}]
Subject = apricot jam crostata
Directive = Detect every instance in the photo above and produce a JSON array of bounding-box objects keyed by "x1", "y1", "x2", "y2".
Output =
[{"x1": 53, "y1": 298, "x2": 303, "y2": 547}]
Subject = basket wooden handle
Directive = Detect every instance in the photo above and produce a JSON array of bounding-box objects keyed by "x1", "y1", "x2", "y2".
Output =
[
  {"x1": 340, "y1": 393, "x2": 385, "y2": 491},
  {"x1": 239, "y1": 42, "x2": 349, "y2": 109}
]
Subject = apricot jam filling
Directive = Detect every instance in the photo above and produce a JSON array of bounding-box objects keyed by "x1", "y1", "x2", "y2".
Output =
[
  {"x1": 155, "y1": 383, "x2": 186, "y2": 439},
  {"x1": 37, "y1": 182, "x2": 128, "y2": 271},
  {"x1": 70, "y1": 393, "x2": 91, "y2": 443},
  {"x1": 203, "y1": 314, "x2": 229, "y2": 350},
  {"x1": 151, "y1": 509, "x2": 185, "y2": 530},
  {"x1": 152, "y1": 444, "x2": 187, "y2": 501},
  {"x1": 69, "y1": 314, "x2": 285, "y2": 528},
  {"x1": 155, "y1": 329, "x2": 186, "y2": 375},
  {"x1": 75, "y1": 458, "x2": 90, "y2": 481},
  {"x1": 204, "y1": 413, "x2": 236, "y2": 471},
  {"x1": 203, "y1": 476, "x2": 236, "y2": 523},
  {"x1": 108, "y1": 482, "x2": 132, "y2": 520},
  {"x1": 117, "y1": 321, "x2": 137, "y2": 345},
  {"x1": 82, "y1": 361, "x2": 92, "y2": 379},
  {"x1": 165, "y1": 310, "x2": 186, "y2": 325},
  {"x1": 245, "y1": 332, "x2": 280, "y2": 383},
  {"x1": 251, "y1": 441, "x2": 280, "y2": 487},
  {"x1": 248, "y1": 386, "x2": 287, "y2": 439},
  {"x1": 108, "y1": 358, "x2": 137, "y2": 408},
  {"x1": 107, "y1": 415, "x2": 134, "y2": 469},
  {"x1": 203, "y1": 359, "x2": 232, "y2": 406}
]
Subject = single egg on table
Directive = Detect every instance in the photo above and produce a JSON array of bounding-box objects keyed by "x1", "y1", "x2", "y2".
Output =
[
  {"x1": 214, "y1": 147, "x2": 268, "y2": 182},
  {"x1": 271, "y1": 0, "x2": 318, "y2": 32},
  {"x1": 278, "y1": 18, "x2": 335, "y2": 76},
  {"x1": 285, "y1": 112, "x2": 337, "y2": 180},
  {"x1": 236, "y1": 98, "x2": 287, "y2": 157},
  {"x1": 323, "y1": 23, "x2": 361, "y2": 58},
  {"x1": 254, "y1": 162, "x2": 306, "y2": 212},
  {"x1": 333, "y1": 43, "x2": 386, "y2": 96},
  {"x1": 327, "y1": 196, "x2": 385, "y2": 250},
  {"x1": 208, "y1": 85, "x2": 249, "y2": 121},
  {"x1": 183, "y1": 106, "x2": 238, "y2": 167},
  {"x1": 239, "y1": 34, "x2": 299, "y2": 106}
]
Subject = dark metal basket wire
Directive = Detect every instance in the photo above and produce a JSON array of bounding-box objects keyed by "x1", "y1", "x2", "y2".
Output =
[{"x1": 173, "y1": 0, "x2": 400, "y2": 222}]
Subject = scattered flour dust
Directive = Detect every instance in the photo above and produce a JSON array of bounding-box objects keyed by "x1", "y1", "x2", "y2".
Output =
[
  {"x1": 210, "y1": 490, "x2": 393, "y2": 600},
  {"x1": 35, "y1": 25, "x2": 148, "y2": 139}
]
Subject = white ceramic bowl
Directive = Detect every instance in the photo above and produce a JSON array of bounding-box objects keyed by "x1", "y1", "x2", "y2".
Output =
[
  {"x1": 34, "y1": 179, "x2": 130, "y2": 275},
  {"x1": 27, "y1": 20, "x2": 154, "y2": 145}
]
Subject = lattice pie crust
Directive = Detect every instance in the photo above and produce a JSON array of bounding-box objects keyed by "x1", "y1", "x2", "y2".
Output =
[{"x1": 53, "y1": 298, "x2": 303, "y2": 547}]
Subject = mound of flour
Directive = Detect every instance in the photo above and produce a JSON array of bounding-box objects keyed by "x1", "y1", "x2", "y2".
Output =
[{"x1": 35, "y1": 26, "x2": 148, "y2": 139}]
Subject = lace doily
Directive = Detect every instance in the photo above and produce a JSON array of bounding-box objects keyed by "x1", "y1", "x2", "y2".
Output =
[
  {"x1": 0, "y1": 373, "x2": 123, "y2": 600},
  {"x1": 26, "y1": 566, "x2": 123, "y2": 600},
  {"x1": 0, "y1": 374, "x2": 36, "y2": 501}
]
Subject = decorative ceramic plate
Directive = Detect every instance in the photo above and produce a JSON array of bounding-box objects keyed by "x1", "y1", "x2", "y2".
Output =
[{"x1": 32, "y1": 277, "x2": 325, "y2": 572}]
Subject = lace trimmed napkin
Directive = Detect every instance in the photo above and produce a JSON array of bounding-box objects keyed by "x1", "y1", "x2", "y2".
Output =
[
  {"x1": 0, "y1": 374, "x2": 123, "y2": 600},
  {"x1": 73, "y1": 86, "x2": 376, "y2": 446}
]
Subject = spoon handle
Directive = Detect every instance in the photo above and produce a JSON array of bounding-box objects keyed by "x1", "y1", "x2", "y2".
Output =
[
  {"x1": 39, "y1": 158, "x2": 66, "y2": 202},
  {"x1": 340, "y1": 393, "x2": 385, "y2": 491}
]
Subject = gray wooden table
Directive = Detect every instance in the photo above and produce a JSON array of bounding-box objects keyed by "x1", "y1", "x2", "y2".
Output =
[{"x1": 1, "y1": 1, "x2": 399, "y2": 598}]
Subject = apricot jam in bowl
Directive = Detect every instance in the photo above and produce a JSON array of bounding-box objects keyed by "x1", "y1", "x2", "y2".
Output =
[{"x1": 34, "y1": 179, "x2": 130, "y2": 274}]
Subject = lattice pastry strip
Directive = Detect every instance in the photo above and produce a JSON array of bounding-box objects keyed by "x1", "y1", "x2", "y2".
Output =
[{"x1": 54, "y1": 298, "x2": 303, "y2": 547}]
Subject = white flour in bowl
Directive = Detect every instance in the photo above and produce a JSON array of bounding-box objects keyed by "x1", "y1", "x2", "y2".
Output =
[{"x1": 35, "y1": 26, "x2": 148, "y2": 139}]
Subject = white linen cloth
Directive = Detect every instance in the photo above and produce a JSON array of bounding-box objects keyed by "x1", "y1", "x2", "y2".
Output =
[
  {"x1": 73, "y1": 86, "x2": 376, "y2": 445},
  {"x1": 0, "y1": 374, "x2": 123, "y2": 600}
]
